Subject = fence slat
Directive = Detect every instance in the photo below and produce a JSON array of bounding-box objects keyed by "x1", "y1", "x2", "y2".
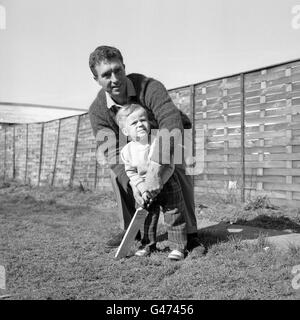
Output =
[
  {"x1": 52, "y1": 119, "x2": 61, "y2": 186},
  {"x1": 69, "y1": 115, "x2": 80, "y2": 187},
  {"x1": 38, "y1": 123, "x2": 44, "y2": 186},
  {"x1": 240, "y1": 73, "x2": 245, "y2": 202},
  {"x1": 1, "y1": 58, "x2": 300, "y2": 206}
]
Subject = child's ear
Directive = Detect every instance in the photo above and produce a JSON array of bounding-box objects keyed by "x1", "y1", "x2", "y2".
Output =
[{"x1": 122, "y1": 127, "x2": 128, "y2": 136}]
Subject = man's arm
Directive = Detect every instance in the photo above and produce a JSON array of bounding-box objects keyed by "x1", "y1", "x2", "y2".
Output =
[
  {"x1": 143, "y1": 79, "x2": 185, "y2": 196},
  {"x1": 144, "y1": 79, "x2": 184, "y2": 161},
  {"x1": 125, "y1": 164, "x2": 148, "y2": 195},
  {"x1": 89, "y1": 97, "x2": 122, "y2": 175}
]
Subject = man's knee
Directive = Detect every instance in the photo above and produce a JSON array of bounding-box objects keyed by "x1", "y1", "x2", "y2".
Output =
[
  {"x1": 116, "y1": 172, "x2": 130, "y2": 191},
  {"x1": 111, "y1": 165, "x2": 131, "y2": 193}
]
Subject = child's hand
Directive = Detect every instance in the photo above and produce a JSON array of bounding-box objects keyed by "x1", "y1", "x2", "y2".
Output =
[
  {"x1": 130, "y1": 183, "x2": 144, "y2": 207},
  {"x1": 141, "y1": 191, "x2": 154, "y2": 208},
  {"x1": 142, "y1": 191, "x2": 151, "y2": 203}
]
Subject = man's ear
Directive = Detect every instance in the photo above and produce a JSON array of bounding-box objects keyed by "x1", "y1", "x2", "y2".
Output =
[{"x1": 122, "y1": 127, "x2": 128, "y2": 136}]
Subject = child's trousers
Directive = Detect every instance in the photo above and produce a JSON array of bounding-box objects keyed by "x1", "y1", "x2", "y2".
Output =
[{"x1": 140, "y1": 172, "x2": 187, "y2": 252}]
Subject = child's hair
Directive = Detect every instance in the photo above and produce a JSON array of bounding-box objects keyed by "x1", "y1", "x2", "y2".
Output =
[{"x1": 116, "y1": 104, "x2": 147, "y2": 129}]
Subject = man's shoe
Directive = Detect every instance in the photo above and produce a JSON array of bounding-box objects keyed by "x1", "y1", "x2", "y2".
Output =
[{"x1": 187, "y1": 233, "x2": 204, "y2": 252}]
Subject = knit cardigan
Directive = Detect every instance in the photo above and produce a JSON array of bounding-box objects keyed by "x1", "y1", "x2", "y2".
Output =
[{"x1": 89, "y1": 73, "x2": 191, "y2": 170}]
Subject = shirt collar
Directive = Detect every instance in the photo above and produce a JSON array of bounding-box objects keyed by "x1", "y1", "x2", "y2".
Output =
[{"x1": 105, "y1": 77, "x2": 136, "y2": 109}]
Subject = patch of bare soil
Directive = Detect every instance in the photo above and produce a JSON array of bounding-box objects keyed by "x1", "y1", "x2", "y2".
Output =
[{"x1": 195, "y1": 193, "x2": 300, "y2": 233}]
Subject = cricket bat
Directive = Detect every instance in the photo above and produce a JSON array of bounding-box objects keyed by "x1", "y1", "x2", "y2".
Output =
[{"x1": 114, "y1": 207, "x2": 148, "y2": 260}]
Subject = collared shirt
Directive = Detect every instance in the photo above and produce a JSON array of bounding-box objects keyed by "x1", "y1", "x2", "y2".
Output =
[{"x1": 105, "y1": 77, "x2": 136, "y2": 109}]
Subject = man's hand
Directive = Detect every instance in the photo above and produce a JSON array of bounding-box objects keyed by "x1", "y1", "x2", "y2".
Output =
[{"x1": 144, "y1": 161, "x2": 163, "y2": 198}]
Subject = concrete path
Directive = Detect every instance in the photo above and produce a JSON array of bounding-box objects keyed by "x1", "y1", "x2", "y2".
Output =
[
  {"x1": 244, "y1": 233, "x2": 300, "y2": 251},
  {"x1": 197, "y1": 218, "x2": 300, "y2": 251}
]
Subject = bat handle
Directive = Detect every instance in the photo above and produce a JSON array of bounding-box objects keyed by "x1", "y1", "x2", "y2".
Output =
[{"x1": 142, "y1": 199, "x2": 152, "y2": 210}]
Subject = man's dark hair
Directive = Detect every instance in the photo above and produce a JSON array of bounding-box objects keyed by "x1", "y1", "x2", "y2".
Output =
[{"x1": 89, "y1": 46, "x2": 124, "y2": 79}]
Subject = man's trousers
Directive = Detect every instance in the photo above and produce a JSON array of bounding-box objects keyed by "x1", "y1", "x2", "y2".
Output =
[{"x1": 110, "y1": 164, "x2": 198, "y2": 234}]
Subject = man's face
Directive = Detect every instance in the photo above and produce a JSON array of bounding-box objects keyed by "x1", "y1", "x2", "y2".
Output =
[{"x1": 95, "y1": 58, "x2": 127, "y2": 98}]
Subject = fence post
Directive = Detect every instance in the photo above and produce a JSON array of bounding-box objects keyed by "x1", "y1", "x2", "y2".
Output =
[
  {"x1": 25, "y1": 124, "x2": 28, "y2": 183},
  {"x1": 52, "y1": 119, "x2": 61, "y2": 186},
  {"x1": 222, "y1": 79, "x2": 229, "y2": 190},
  {"x1": 69, "y1": 115, "x2": 80, "y2": 187},
  {"x1": 285, "y1": 67, "x2": 293, "y2": 202},
  {"x1": 37, "y1": 123, "x2": 44, "y2": 186},
  {"x1": 190, "y1": 84, "x2": 195, "y2": 188},
  {"x1": 240, "y1": 73, "x2": 245, "y2": 203},
  {"x1": 94, "y1": 155, "x2": 98, "y2": 190},
  {"x1": 12, "y1": 126, "x2": 15, "y2": 179},
  {"x1": 4, "y1": 126, "x2": 6, "y2": 181}
]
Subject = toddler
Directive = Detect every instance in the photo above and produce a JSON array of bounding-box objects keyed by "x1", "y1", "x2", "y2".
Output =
[{"x1": 117, "y1": 104, "x2": 187, "y2": 260}]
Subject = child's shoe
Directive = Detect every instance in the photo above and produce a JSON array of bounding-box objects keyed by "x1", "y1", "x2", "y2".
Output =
[
  {"x1": 168, "y1": 249, "x2": 185, "y2": 261},
  {"x1": 135, "y1": 243, "x2": 156, "y2": 257},
  {"x1": 135, "y1": 247, "x2": 150, "y2": 257}
]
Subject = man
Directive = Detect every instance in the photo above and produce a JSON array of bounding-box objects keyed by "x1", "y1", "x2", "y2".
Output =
[{"x1": 88, "y1": 45, "x2": 201, "y2": 251}]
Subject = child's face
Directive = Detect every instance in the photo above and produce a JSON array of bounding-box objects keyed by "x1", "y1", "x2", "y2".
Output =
[{"x1": 123, "y1": 108, "x2": 150, "y2": 142}]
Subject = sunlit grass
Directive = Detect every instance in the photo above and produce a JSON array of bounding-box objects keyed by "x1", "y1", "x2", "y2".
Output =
[{"x1": 1, "y1": 183, "x2": 300, "y2": 300}]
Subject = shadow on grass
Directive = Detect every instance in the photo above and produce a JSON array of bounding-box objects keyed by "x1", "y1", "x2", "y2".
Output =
[
  {"x1": 157, "y1": 215, "x2": 300, "y2": 254},
  {"x1": 235, "y1": 215, "x2": 300, "y2": 233},
  {"x1": 156, "y1": 228, "x2": 228, "y2": 255},
  {"x1": 197, "y1": 217, "x2": 300, "y2": 252},
  {"x1": 156, "y1": 225, "x2": 229, "y2": 254}
]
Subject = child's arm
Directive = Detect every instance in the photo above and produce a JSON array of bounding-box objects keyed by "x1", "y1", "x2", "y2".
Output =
[
  {"x1": 121, "y1": 146, "x2": 148, "y2": 196},
  {"x1": 125, "y1": 163, "x2": 148, "y2": 195}
]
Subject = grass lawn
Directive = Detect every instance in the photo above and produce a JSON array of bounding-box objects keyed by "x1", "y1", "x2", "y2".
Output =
[{"x1": 1, "y1": 181, "x2": 300, "y2": 300}]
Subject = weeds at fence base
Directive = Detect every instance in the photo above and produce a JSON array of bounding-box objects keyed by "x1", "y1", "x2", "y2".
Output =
[
  {"x1": 195, "y1": 192, "x2": 300, "y2": 234},
  {"x1": 244, "y1": 195, "x2": 279, "y2": 211}
]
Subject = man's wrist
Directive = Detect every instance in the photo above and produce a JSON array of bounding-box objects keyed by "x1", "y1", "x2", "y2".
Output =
[{"x1": 148, "y1": 160, "x2": 162, "y2": 175}]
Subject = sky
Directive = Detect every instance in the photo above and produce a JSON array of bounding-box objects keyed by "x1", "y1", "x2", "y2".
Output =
[{"x1": 0, "y1": 0, "x2": 300, "y2": 120}]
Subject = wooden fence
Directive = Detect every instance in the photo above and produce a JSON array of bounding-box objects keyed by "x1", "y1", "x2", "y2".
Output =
[
  {"x1": 0, "y1": 114, "x2": 112, "y2": 191},
  {"x1": 1, "y1": 58, "x2": 300, "y2": 206},
  {"x1": 168, "y1": 59, "x2": 300, "y2": 207}
]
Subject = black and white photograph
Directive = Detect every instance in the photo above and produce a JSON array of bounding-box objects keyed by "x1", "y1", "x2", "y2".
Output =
[{"x1": 1, "y1": 0, "x2": 300, "y2": 304}]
